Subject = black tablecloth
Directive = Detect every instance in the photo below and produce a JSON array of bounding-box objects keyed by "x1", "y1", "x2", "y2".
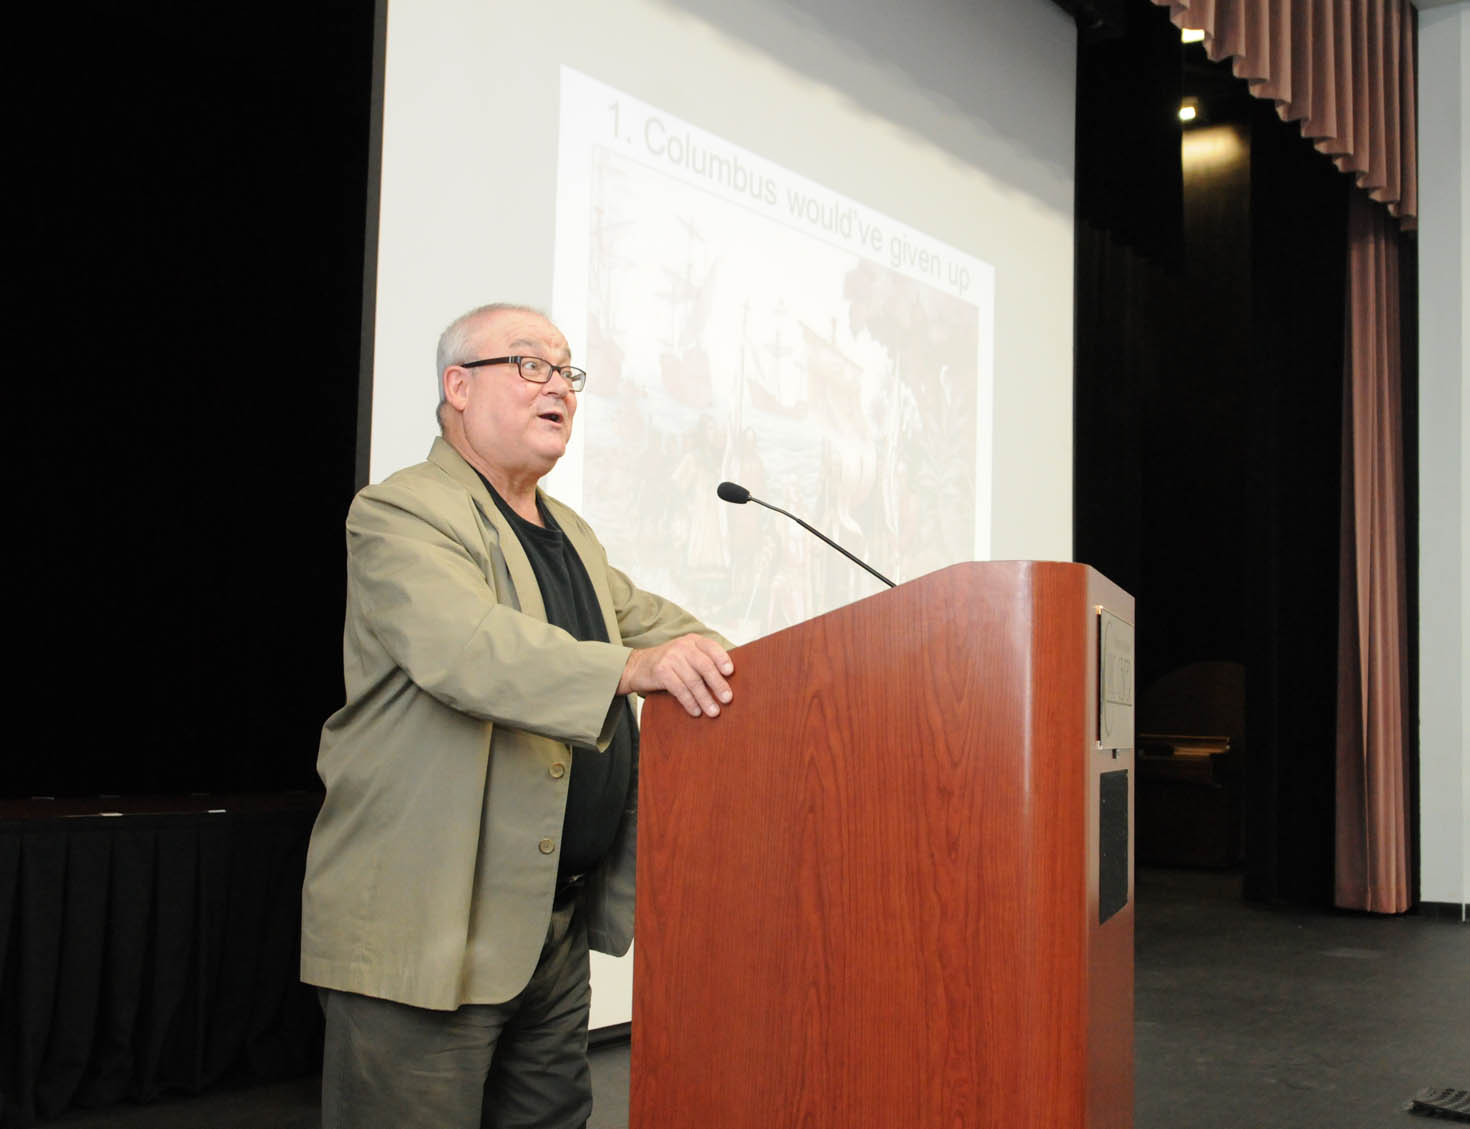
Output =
[{"x1": 0, "y1": 795, "x2": 323, "y2": 1127}]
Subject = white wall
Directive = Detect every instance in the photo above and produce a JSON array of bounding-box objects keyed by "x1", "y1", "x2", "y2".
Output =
[{"x1": 1416, "y1": 0, "x2": 1469, "y2": 913}]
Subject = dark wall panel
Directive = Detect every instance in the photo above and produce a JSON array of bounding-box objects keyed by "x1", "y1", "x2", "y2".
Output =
[{"x1": 11, "y1": 5, "x2": 377, "y2": 797}]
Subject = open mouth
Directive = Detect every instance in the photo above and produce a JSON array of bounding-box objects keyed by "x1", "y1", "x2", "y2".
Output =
[{"x1": 538, "y1": 409, "x2": 565, "y2": 425}]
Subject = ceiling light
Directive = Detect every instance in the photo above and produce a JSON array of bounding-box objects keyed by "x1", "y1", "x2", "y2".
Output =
[
  {"x1": 1179, "y1": 97, "x2": 1200, "y2": 123},
  {"x1": 1181, "y1": 27, "x2": 1205, "y2": 43}
]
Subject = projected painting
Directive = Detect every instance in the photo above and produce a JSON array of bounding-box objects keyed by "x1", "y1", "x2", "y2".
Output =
[{"x1": 552, "y1": 68, "x2": 994, "y2": 644}]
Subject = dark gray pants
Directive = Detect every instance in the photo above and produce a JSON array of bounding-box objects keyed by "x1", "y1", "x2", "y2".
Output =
[{"x1": 320, "y1": 897, "x2": 592, "y2": 1129}]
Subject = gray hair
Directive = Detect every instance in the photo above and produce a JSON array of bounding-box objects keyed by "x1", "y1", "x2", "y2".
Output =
[{"x1": 433, "y1": 302, "x2": 546, "y2": 429}]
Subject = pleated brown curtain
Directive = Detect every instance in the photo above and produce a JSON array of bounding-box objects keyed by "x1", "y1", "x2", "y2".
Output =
[
  {"x1": 1149, "y1": 0, "x2": 1417, "y2": 911},
  {"x1": 1336, "y1": 192, "x2": 1411, "y2": 913},
  {"x1": 1150, "y1": 0, "x2": 1417, "y2": 226}
]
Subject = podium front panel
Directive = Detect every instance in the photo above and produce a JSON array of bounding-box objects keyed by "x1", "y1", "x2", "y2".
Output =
[{"x1": 632, "y1": 561, "x2": 1133, "y2": 1129}]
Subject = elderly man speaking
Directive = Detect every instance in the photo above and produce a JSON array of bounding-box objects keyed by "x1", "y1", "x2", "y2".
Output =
[{"x1": 301, "y1": 303, "x2": 734, "y2": 1129}]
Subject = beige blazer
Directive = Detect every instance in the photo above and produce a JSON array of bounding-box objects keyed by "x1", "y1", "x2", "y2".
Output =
[{"x1": 301, "y1": 438, "x2": 719, "y2": 1010}]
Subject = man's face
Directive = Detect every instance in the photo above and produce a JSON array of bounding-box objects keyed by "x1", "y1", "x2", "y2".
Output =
[{"x1": 447, "y1": 309, "x2": 578, "y2": 484}]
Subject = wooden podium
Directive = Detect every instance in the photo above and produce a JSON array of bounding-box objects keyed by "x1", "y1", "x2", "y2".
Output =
[{"x1": 631, "y1": 561, "x2": 1135, "y2": 1129}]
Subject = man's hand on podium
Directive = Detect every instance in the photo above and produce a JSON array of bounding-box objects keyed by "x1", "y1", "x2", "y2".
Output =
[{"x1": 619, "y1": 635, "x2": 735, "y2": 719}]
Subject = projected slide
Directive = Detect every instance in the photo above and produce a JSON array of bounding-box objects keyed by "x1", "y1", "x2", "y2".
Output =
[{"x1": 552, "y1": 67, "x2": 994, "y2": 644}]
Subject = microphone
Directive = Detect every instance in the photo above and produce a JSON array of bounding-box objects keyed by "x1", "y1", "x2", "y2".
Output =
[{"x1": 716, "y1": 481, "x2": 896, "y2": 589}]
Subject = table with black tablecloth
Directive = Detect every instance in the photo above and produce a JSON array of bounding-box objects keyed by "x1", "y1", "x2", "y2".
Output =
[{"x1": 0, "y1": 794, "x2": 322, "y2": 1128}]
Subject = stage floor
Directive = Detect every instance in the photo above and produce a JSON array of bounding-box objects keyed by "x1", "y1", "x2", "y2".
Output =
[{"x1": 42, "y1": 867, "x2": 1468, "y2": 1129}]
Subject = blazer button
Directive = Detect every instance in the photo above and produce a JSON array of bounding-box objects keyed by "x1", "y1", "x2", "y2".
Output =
[
  {"x1": 550, "y1": 762, "x2": 567, "y2": 779},
  {"x1": 538, "y1": 838, "x2": 556, "y2": 854}
]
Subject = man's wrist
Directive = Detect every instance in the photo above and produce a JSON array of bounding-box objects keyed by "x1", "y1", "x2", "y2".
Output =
[{"x1": 616, "y1": 648, "x2": 638, "y2": 697}]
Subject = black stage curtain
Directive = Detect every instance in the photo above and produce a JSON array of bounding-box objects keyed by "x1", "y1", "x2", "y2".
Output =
[
  {"x1": 1073, "y1": 0, "x2": 1183, "y2": 636},
  {"x1": 0, "y1": 798, "x2": 322, "y2": 1128},
  {"x1": 1075, "y1": 0, "x2": 1353, "y2": 906},
  {"x1": 1243, "y1": 97, "x2": 1350, "y2": 906}
]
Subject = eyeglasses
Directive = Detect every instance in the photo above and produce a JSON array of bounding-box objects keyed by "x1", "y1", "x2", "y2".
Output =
[{"x1": 459, "y1": 355, "x2": 587, "y2": 392}]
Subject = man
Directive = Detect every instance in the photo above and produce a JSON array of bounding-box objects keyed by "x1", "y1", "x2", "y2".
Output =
[{"x1": 301, "y1": 303, "x2": 734, "y2": 1128}]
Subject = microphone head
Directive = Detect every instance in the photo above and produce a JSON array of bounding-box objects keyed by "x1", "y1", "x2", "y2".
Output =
[{"x1": 716, "y1": 481, "x2": 751, "y2": 504}]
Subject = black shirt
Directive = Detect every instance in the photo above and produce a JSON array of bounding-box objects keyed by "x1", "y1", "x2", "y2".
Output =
[{"x1": 479, "y1": 476, "x2": 635, "y2": 880}]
